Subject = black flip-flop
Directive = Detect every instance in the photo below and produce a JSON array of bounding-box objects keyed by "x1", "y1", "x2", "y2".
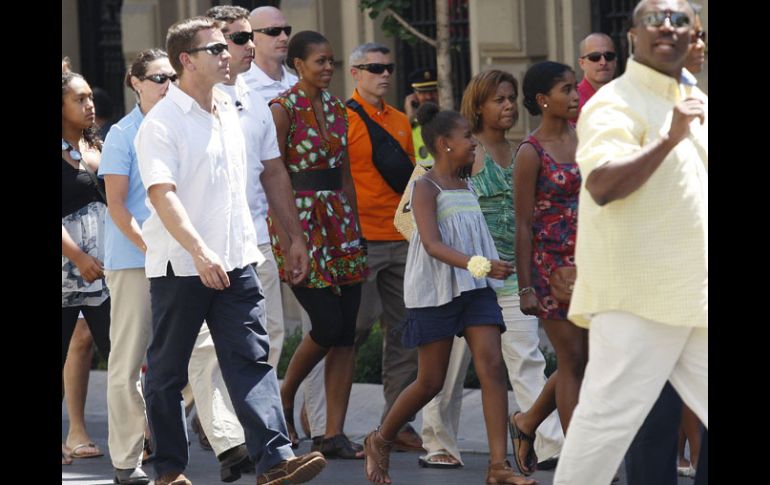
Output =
[
  {"x1": 508, "y1": 412, "x2": 537, "y2": 476},
  {"x1": 418, "y1": 451, "x2": 463, "y2": 469}
]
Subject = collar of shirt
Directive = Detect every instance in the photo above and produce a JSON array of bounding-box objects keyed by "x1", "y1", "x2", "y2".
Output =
[
  {"x1": 626, "y1": 58, "x2": 690, "y2": 101},
  {"x1": 680, "y1": 67, "x2": 698, "y2": 86},
  {"x1": 351, "y1": 88, "x2": 391, "y2": 118},
  {"x1": 577, "y1": 77, "x2": 597, "y2": 99},
  {"x1": 248, "y1": 62, "x2": 294, "y2": 86}
]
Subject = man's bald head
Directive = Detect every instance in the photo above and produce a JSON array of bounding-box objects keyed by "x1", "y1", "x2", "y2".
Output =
[
  {"x1": 580, "y1": 33, "x2": 614, "y2": 56},
  {"x1": 249, "y1": 6, "x2": 291, "y2": 66},
  {"x1": 578, "y1": 32, "x2": 617, "y2": 89},
  {"x1": 249, "y1": 6, "x2": 282, "y2": 25}
]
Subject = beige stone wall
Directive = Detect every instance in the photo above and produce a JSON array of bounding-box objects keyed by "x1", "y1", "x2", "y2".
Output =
[
  {"x1": 468, "y1": 0, "x2": 708, "y2": 144},
  {"x1": 63, "y1": 1, "x2": 707, "y2": 118},
  {"x1": 62, "y1": 0, "x2": 81, "y2": 72}
]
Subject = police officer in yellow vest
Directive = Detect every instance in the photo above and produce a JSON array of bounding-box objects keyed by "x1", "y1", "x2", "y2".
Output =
[{"x1": 403, "y1": 68, "x2": 438, "y2": 167}]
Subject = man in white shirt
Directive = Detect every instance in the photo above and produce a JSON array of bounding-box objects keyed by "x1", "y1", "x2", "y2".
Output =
[
  {"x1": 205, "y1": 5, "x2": 303, "y2": 376},
  {"x1": 135, "y1": 16, "x2": 325, "y2": 485},
  {"x1": 241, "y1": 6, "x2": 297, "y2": 101}
]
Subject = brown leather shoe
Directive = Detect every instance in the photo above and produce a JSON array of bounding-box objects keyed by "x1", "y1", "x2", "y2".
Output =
[
  {"x1": 392, "y1": 424, "x2": 425, "y2": 452},
  {"x1": 154, "y1": 472, "x2": 192, "y2": 485},
  {"x1": 256, "y1": 451, "x2": 326, "y2": 485}
]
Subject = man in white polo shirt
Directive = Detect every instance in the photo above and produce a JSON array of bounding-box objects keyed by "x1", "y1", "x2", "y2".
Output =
[
  {"x1": 135, "y1": 16, "x2": 325, "y2": 485},
  {"x1": 241, "y1": 6, "x2": 297, "y2": 101}
]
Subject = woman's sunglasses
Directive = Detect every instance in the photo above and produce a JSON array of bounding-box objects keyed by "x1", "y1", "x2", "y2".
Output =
[
  {"x1": 252, "y1": 26, "x2": 292, "y2": 37},
  {"x1": 352, "y1": 63, "x2": 395, "y2": 75},
  {"x1": 141, "y1": 73, "x2": 178, "y2": 84},
  {"x1": 228, "y1": 31, "x2": 254, "y2": 45}
]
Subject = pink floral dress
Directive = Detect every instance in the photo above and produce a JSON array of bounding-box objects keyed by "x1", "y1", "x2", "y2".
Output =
[{"x1": 520, "y1": 135, "x2": 581, "y2": 320}]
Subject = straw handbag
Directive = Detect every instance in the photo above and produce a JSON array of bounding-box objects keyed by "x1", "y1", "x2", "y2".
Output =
[{"x1": 393, "y1": 164, "x2": 428, "y2": 240}]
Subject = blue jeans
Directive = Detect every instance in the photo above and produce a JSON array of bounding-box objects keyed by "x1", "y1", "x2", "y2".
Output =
[{"x1": 144, "y1": 264, "x2": 293, "y2": 477}]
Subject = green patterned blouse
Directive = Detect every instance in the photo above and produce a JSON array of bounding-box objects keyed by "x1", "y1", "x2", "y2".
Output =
[{"x1": 469, "y1": 151, "x2": 518, "y2": 296}]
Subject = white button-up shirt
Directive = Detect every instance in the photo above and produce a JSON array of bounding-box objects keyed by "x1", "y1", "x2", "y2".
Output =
[
  {"x1": 217, "y1": 76, "x2": 281, "y2": 244},
  {"x1": 135, "y1": 83, "x2": 264, "y2": 278},
  {"x1": 241, "y1": 62, "x2": 298, "y2": 103}
]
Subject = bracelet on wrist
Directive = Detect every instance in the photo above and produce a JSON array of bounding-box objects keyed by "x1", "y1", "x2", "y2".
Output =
[
  {"x1": 467, "y1": 255, "x2": 491, "y2": 279},
  {"x1": 517, "y1": 286, "x2": 535, "y2": 296}
]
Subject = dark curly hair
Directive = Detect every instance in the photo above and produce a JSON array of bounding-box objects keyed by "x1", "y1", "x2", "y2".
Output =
[{"x1": 62, "y1": 71, "x2": 102, "y2": 151}]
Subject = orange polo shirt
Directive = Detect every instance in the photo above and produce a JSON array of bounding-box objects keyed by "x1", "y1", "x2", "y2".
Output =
[{"x1": 347, "y1": 89, "x2": 415, "y2": 241}]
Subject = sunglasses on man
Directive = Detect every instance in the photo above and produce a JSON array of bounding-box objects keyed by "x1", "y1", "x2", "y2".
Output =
[
  {"x1": 227, "y1": 31, "x2": 254, "y2": 45},
  {"x1": 185, "y1": 43, "x2": 229, "y2": 56},
  {"x1": 641, "y1": 10, "x2": 691, "y2": 28},
  {"x1": 352, "y1": 63, "x2": 395, "y2": 75},
  {"x1": 580, "y1": 51, "x2": 617, "y2": 63},
  {"x1": 252, "y1": 26, "x2": 292, "y2": 37},
  {"x1": 141, "y1": 73, "x2": 178, "y2": 84}
]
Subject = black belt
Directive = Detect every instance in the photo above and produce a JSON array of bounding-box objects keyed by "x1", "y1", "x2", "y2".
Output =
[{"x1": 289, "y1": 167, "x2": 342, "y2": 191}]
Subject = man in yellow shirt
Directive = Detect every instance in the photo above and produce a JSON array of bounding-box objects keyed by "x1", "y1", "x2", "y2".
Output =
[
  {"x1": 554, "y1": 1, "x2": 707, "y2": 483},
  {"x1": 346, "y1": 43, "x2": 424, "y2": 452}
]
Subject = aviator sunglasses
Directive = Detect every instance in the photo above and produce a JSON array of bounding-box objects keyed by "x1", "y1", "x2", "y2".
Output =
[
  {"x1": 141, "y1": 73, "x2": 178, "y2": 84},
  {"x1": 580, "y1": 51, "x2": 617, "y2": 62},
  {"x1": 227, "y1": 31, "x2": 254, "y2": 45},
  {"x1": 352, "y1": 63, "x2": 395, "y2": 74},
  {"x1": 252, "y1": 26, "x2": 292, "y2": 37},
  {"x1": 185, "y1": 43, "x2": 229, "y2": 56}
]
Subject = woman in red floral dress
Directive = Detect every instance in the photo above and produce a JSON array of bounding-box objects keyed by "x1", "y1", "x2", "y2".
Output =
[
  {"x1": 269, "y1": 31, "x2": 367, "y2": 459},
  {"x1": 509, "y1": 61, "x2": 587, "y2": 476}
]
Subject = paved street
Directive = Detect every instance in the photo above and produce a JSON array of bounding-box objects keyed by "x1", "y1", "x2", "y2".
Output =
[{"x1": 63, "y1": 371, "x2": 698, "y2": 484}]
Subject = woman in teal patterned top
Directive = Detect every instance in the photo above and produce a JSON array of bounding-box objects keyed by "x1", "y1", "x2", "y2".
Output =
[{"x1": 412, "y1": 70, "x2": 565, "y2": 474}]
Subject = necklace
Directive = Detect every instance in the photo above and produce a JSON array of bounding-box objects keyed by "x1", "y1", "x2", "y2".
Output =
[
  {"x1": 476, "y1": 137, "x2": 513, "y2": 168},
  {"x1": 62, "y1": 138, "x2": 82, "y2": 161}
]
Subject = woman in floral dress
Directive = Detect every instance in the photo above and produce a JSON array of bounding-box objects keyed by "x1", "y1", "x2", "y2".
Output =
[
  {"x1": 510, "y1": 61, "x2": 587, "y2": 475},
  {"x1": 269, "y1": 31, "x2": 367, "y2": 459}
]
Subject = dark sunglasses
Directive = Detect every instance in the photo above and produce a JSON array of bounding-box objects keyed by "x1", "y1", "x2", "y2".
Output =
[
  {"x1": 252, "y1": 26, "x2": 292, "y2": 37},
  {"x1": 227, "y1": 31, "x2": 254, "y2": 45},
  {"x1": 186, "y1": 43, "x2": 228, "y2": 56},
  {"x1": 141, "y1": 73, "x2": 178, "y2": 84},
  {"x1": 352, "y1": 63, "x2": 395, "y2": 74},
  {"x1": 695, "y1": 30, "x2": 707, "y2": 42},
  {"x1": 641, "y1": 10, "x2": 691, "y2": 28},
  {"x1": 581, "y1": 51, "x2": 617, "y2": 62}
]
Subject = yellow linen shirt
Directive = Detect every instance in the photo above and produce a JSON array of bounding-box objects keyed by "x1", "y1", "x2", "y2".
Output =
[{"x1": 569, "y1": 58, "x2": 707, "y2": 329}]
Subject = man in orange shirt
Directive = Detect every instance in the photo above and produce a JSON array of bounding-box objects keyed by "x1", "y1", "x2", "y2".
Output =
[{"x1": 346, "y1": 42, "x2": 423, "y2": 451}]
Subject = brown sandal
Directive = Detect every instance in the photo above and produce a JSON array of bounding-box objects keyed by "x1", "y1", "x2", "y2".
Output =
[
  {"x1": 486, "y1": 460, "x2": 537, "y2": 485},
  {"x1": 364, "y1": 428, "x2": 393, "y2": 484}
]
